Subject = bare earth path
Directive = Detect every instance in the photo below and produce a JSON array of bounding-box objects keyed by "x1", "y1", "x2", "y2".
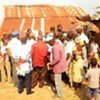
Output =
[{"x1": 0, "y1": 82, "x2": 100, "y2": 100}]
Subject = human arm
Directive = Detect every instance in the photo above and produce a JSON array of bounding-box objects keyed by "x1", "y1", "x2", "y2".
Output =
[{"x1": 50, "y1": 46, "x2": 61, "y2": 66}]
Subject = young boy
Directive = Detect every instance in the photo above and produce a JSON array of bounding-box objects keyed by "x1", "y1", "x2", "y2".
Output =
[{"x1": 85, "y1": 58, "x2": 100, "y2": 100}]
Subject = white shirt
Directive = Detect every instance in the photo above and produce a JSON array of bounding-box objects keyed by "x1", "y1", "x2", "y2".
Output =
[
  {"x1": 1, "y1": 45, "x2": 9, "y2": 61},
  {"x1": 47, "y1": 43, "x2": 52, "y2": 53},
  {"x1": 79, "y1": 33, "x2": 89, "y2": 44},
  {"x1": 26, "y1": 39, "x2": 36, "y2": 50},
  {"x1": 47, "y1": 43, "x2": 53, "y2": 61},
  {"x1": 47, "y1": 32, "x2": 54, "y2": 37},
  {"x1": 91, "y1": 43, "x2": 99, "y2": 53},
  {"x1": 17, "y1": 43, "x2": 33, "y2": 76},
  {"x1": 82, "y1": 46, "x2": 88, "y2": 67},
  {"x1": 86, "y1": 68, "x2": 100, "y2": 88},
  {"x1": 65, "y1": 40, "x2": 75, "y2": 63},
  {"x1": 65, "y1": 40, "x2": 75, "y2": 56},
  {"x1": 1, "y1": 45, "x2": 6, "y2": 54},
  {"x1": 7, "y1": 38, "x2": 22, "y2": 59}
]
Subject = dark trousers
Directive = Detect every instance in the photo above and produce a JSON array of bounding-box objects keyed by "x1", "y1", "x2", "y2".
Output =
[
  {"x1": 62, "y1": 72, "x2": 70, "y2": 86},
  {"x1": 73, "y1": 82, "x2": 82, "y2": 89},
  {"x1": 31, "y1": 66, "x2": 47, "y2": 88},
  {"x1": 18, "y1": 73, "x2": 31, "y2": 94},
  {"x1": 45, "y1": 70, "x2": 55, "y2": 86}
]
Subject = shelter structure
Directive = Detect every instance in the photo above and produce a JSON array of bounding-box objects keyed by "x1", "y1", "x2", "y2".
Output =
[{"x1": 0, "y1": 5, "x2": 99, "y2": 36}]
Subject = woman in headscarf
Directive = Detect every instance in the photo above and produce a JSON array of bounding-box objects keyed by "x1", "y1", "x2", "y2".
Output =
[{"x1": 70, "y1": 37, "x2": 85, "y2": 90}]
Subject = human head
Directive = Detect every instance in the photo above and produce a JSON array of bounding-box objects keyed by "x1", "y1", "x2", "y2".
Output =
[
  {"x1": 50, "y1": 26, "x2": 55, "y2": 32},
  {"x1": 90, "y1": 58, "x2": 97, "y2": 67},
  {"x1": 76, "y1": 26, "x2": 83, "y2": 34},
  {"x1": 67, "y1": 29, "x2": 74, "y2": 34},
  {"x1": 3, "y1": 34, "x2": 8, "y2": 39},
  {"x1": 57, "y1": 24, "x2": 62, "y2": 32},
  {"x1": 21, "y1": 35, "x2": 27, "y2": 44},
  {"x1": 67, "y1": 33, "x2": 73, "y2": 41},
  {"x1": 7, "y1": 34, "x2": 13, "y2": 41},
  {"x1": 60, "y1": 33, "x2": 67, "y2": 42},
  {"x1": 38, "y1": 30, "x2": 43, "y2": 37},
  {"x1": 26, "y1": 29, "x2": 32, "y2": 35},
  {"x1": 83, "y1": 25, "x2": 88, "y2": 32},
  {"x1": 12, "y1": 31, "x2": 19, "y2": 39},
  {"x1": 2, "y1": 37, "x2": 8, "y2": 45},
  {"x1": 46, "y1": 35, "x2": 56, "y2": 46},
  {"x1": 29, "y1": 33, "x2": 35, "y2": 40},
  {"x1": 37, "y1": 35, "x2": 43, "y2": 41},
  {"x1": 55, "y1": 32, "x2": 61, "y2": 39},
  {"x1": 25, "y1": 29, "x2": 32, "y2": 38}
]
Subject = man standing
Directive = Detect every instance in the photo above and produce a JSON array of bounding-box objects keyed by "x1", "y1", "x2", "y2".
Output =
[
  {"x1": 25, "y1": 29, "x2": 32, "y2": 40},
  {"x1": 31, "y1": 35, "x2": 48, "y2": 88},
  {"x1": 7, "y1": 31, "x2": 21, "y2": 86},
  {"x1": 17, "y1": 36, "x2": 33, "y2": 94},
  {"x1": 48, "y1": 36, "x2": 67, "y2": 98},
  {"x1": 0, "y1": 37, "x2": 12, "y2": 83},
  {"x1": 76, "y1": 26, "x2": 89, "y2": 44},
  {"x1": 83, "y1": 25, "x2": 93, "y2": 41}
]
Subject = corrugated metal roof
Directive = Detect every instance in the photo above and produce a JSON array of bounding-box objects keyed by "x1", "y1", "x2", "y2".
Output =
[
  {"x1": 4, "y1": 5, "x2": 87, "y2": 18},
  {"x1": 0, "y1": 17, "x2": 86, "y2": 33},
  {"x1": 5, "y1": 6, "x2": 19, "y2": 18},
  {"x1": 0, "y1": 5, "x2": 99, "y2": 35},
  {"x1": 1, "y1": 19, "x2": 22, "y2": 32}
]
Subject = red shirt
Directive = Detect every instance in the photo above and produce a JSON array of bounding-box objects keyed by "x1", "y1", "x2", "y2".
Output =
[{"x1": 31, "y1": 40, "x2": 48, "y2": 67}]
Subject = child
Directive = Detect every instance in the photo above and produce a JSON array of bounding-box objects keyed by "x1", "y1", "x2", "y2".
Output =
[{"x1": 85, "y1": 58, "x2": 100, "y2": 100}]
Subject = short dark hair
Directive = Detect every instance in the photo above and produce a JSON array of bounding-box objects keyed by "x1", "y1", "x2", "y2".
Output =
[
  {"x1": 90, "y1": 58, "x2": 97, "y2": 67},
  {"x1": 50, "y1": 26, "x2": 55, "y2": 31},
  {"x1": 57, "y1": 24, "x2": 62, "y2": 28},
  {"x1": 27, "y1": 29, "x2": 31, "y2": 33},
  {"x1": 67, "y1": 34, "x2": 73, "y2": 40}
]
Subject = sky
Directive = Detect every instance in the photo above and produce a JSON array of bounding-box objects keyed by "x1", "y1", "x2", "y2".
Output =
[{"x1": 0, "y1": 0, "x2": 100, "y2": 16}]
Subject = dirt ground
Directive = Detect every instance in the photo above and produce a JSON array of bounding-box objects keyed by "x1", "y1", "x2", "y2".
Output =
[
  {"x1": 0, "y1": 83, "x2": 100, "y2": 100},
  {"x1": 0, "y1": 82, "x2": 100, "y2": 100}
]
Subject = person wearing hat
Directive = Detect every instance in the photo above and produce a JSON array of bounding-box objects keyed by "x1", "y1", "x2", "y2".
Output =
[
  {"x1": 7, "y1": 31, "x2": 21, "y2": 86},
  {"x1": 70, "y1": 36, "x2": 85, "y2": 90},
  {"x1": 76, "y1": 26, "x2": 89, "y2": 44}
]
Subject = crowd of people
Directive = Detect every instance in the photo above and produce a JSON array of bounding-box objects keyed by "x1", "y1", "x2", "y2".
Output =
[{"x1": 0, "y1": 24, "x2": 100, "y2": 100}]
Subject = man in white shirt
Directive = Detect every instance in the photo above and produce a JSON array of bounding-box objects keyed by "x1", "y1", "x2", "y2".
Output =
[
  {"x1": 91, "y1": 39, "x2": 99, "y2": 62},
  {"x1": 17, "y1": 35, "x2": 33, "y2": 94},
  {"x1": 7, "y1": 31, "x2": 21, "y2": 86},
  {"x1": 76, "y1": 26, "x2": 89, "y2": 44},
  {"x1": 91, "y1": 40, "x2": 99, "y2": 54},
  {"x1": 26, "y1": 33, "x2": 36, "y2": 50},
  {"x1": 65, "y1": 34, "x2": 75, "y2": 65}
]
